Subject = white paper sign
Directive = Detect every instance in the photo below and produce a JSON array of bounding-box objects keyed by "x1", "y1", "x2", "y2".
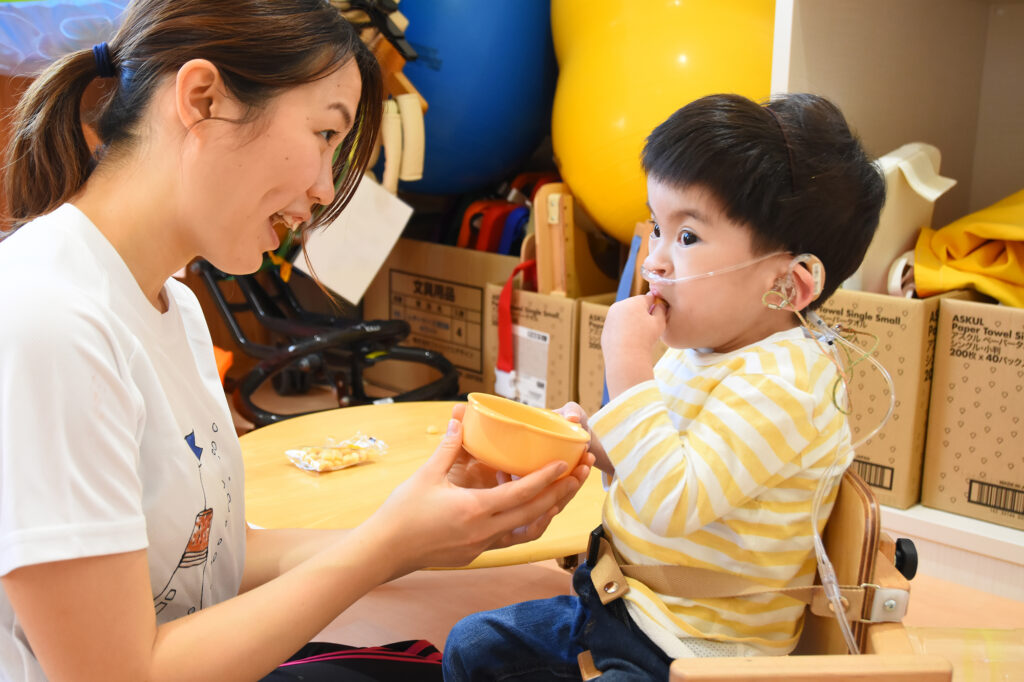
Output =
[
  {"x1": 511, "y1": 324, "x2": 549, "y2": 408},
  {"x1": 295, "y1": 176, "x2": 413, "y2": 304}
]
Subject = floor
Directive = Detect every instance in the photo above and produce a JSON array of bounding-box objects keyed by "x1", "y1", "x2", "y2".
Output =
[{"x1": 232, "y1": 385, "x2": 1024, "y2": 680}]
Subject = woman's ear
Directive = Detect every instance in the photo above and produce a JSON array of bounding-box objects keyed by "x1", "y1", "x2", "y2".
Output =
[{"x1": 174, "y1": 59, "x2": 230, "y2": 133}]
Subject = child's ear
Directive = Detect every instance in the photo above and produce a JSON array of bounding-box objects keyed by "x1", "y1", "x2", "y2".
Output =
[
  {"x1": 765, "y1": 255, "x2": 825, "y2": 312},
  {"x1": 786, "y1": 263, "x2": 822, "y2": 311}
]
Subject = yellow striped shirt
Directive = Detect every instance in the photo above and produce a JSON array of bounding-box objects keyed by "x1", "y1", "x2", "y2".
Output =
[{"x1": 589, "y1": 327, "x2": 852, "y2": 656}]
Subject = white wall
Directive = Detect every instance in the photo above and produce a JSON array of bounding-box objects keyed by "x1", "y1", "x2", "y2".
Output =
[
  {"x1": 774, "y1": 0, "x2": 1023, "y2": 228},
  {"x1": 971, "y1": 2, "x2": 1024, "y2": 212}
]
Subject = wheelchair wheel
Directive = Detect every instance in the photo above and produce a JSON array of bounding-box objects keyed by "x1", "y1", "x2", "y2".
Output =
[{"x1": 272, "y1": 365, "x2": 312, "y2": 396}]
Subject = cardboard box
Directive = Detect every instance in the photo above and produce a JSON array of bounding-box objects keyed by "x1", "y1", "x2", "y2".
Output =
[
  {"x1": 814, "y1": 289, "x2": 969, "y2": 508},
  {"x1": 576, "y1": 294, "x2": 668, "y2": 417},
  {"x1": 481, "y1": 284, "x2": 579, "y2": 410},
  {"x1": 362, "y1": 238, "x2": 518, "y2": 395},
  {"x1": 575, "y1": 287, "x2": 958, "y2": 508},
  {"x1": 921, "y1": 298, "x2": 1024, "y2": 531},
  {"x1": 577, "y1": 294, "x2": 618, "y2": 416}
]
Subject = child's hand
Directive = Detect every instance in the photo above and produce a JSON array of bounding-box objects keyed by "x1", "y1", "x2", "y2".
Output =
[
  {"x1": 603, "y1": 293, "x2": 666, "y2": 356},
  {"x1": 556, "y1": 402, "x2": 613, "y2": 475},
  {"x1": 601, "y1": 293, "x2": 665, "y2": 399}
]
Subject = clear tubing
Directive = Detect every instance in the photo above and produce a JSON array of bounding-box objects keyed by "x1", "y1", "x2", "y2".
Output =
[
  {"x1": 639, "y1": 252, "x2": 786, "y2": 285},
  {"x1": 805, "y1": 311, "x2": 896, "y2": 451},
  {"x1": 804, "y1": 310, "x2": 897, "y2": 655},
  {"x1": 810, "y1": 449, "x2": 860, "y2": 654}
]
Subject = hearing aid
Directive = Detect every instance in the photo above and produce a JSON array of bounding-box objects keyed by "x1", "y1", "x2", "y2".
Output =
[
  {"x1": 793, "y1": 253, "x2": 825, "y2": 298},
  {"x1": 765, "y1": 253, "x2": 825, "y2": 310}
]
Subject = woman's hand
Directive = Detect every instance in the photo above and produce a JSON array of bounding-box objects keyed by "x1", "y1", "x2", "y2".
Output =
[
  {"x1": 445, "y1": 403, "x2": 504, "y2": 489},
  {"x1": 366, "y1": 406, "x2": 593, "y2": 577},
  {"x1": 602, "y1": 293, "x2": 665, "y2": 399},
  {"x1": 556, "y1": 401, "x2": 613, "y2": 475}
]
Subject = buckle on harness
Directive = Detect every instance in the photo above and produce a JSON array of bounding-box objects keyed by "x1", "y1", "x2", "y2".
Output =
[{"x1": 865, "y1": 583, "x2": 909, "y2": 623}]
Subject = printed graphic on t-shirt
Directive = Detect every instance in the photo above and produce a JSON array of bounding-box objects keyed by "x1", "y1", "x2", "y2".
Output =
[
  {"x1": 153, "y1": 507, "x2": 212, "y2": 615},
  {"x1": 152, "y1": 428, "x2": 221, "y2": 617}
]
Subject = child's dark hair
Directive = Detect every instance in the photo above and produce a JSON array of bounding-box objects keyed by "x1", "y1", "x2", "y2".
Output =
[
  {"x1": 3, "y1": 0, "x2": 382, "y2": 233},
  {"x1": 641, "y1": 93, "x2": 885, "y2": 309}
]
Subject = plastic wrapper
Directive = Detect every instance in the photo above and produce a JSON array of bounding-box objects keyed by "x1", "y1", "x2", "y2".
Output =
[{"x1": 285, "y1": 433, "x2": 387, "y2": 473}]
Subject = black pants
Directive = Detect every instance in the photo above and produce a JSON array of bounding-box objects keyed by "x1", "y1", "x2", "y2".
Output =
[{"x1": 261, "y1": 640, "x2": 442, "y2": 681}]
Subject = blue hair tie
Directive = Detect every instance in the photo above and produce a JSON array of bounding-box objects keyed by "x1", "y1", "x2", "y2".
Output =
[{"x1": 92, "y1": 42, "x2": 115, "y2": 79}]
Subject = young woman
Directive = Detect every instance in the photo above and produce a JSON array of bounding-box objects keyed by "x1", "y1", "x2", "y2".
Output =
[{"x1": 0, "y1": 1, "x2": 591, "y2": 680}]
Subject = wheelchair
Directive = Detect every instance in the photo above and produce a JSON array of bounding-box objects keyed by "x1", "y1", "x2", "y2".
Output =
[{"x1": 195, "y1": 259, "x2": 460, "y2": 428}]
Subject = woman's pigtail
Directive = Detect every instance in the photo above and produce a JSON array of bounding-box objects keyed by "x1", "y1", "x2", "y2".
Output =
[{"x1": 3, "y1": 49, "x2": 101, "y2": 228}]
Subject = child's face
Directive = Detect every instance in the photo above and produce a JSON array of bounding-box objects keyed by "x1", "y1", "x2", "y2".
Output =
[{"x1": 643, "y1": 179, "x2": 791, "y2": 352}]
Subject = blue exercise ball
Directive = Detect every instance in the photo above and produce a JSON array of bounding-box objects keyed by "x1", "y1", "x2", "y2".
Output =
[{"x1": 398, "y1": 0, "x2": 557, "y2": 196}]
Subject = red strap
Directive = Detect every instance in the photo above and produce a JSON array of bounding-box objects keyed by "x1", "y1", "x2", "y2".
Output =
[
  {"x1": 529, "y1": 174, "x2": 561, "y2": 201},
  {"x1": 457, "y1": 199, "x2": 503, "y2": 249},
  {"x1": 497, "y1": 260, "x2": 537, "y2": 372},
  {"x1": 510, "y1": 171, "x2": 561, "y2": 199},
  {"x1": 476, "y1": 203, "x2": 517, "y2": 252}
]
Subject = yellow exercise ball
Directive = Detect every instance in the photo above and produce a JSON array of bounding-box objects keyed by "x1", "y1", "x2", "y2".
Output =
[{"x1": 551, "y1": 1, "x2": 775, "y2": 244}]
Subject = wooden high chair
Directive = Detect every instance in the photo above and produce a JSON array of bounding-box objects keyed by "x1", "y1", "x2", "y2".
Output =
[{"x1": 666, "y1": 470, "x2": 953, "y2": 681}]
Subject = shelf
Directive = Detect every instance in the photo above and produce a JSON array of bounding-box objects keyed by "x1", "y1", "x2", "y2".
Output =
[
  {"x1": 882, "y1": 504, "x2": 1024, "y2": 564},
  {"x1": 881, "y1": 504, "x2": 1024, "y2": 602}
]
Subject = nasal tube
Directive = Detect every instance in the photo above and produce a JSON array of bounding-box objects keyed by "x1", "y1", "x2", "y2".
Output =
[{"x1": 640, "y1": 251, "x2": 786, "y2": 285}]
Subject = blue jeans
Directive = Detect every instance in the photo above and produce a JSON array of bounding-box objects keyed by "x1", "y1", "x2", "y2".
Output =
[{"x1": 442, "y1": 563, "x2": 672, "y2": 681}]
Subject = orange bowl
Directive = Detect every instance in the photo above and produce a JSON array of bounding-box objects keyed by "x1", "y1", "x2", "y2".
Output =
[{"x1": 461, "y1": 392, "x2": 589, "y2": 477}]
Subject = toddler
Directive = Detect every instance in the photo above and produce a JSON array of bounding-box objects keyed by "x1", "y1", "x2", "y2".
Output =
[{"x1": 442, "y1": 92, "x2": 886, "y2": 680}]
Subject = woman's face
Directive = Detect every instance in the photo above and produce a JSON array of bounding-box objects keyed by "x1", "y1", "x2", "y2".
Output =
[{"x1": 185, "y1": 58, "x2": 362, "y2": 274}]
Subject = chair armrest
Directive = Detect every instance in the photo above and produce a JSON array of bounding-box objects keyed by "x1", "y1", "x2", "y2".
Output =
[
  {"x1": 864, "y1": 622, "x2": 916, "y2": 655},
  {"x1": 669, "y1": 654, "x2": 951, "y2": 681}
]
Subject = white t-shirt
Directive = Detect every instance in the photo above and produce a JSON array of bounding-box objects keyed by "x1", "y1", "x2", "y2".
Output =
[{"x1": 0, "y1": 204, "x2": 246, "y2": 681}]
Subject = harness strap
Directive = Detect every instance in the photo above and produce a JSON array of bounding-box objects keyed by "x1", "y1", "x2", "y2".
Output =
[{"x1": 587, "y1": 532, "x2": 908, "y2": 624}]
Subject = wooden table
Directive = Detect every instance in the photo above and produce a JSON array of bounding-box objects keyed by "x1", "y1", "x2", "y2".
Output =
[{"x1": 239, "y1": 401, "x2": 605, "y2": 568}]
